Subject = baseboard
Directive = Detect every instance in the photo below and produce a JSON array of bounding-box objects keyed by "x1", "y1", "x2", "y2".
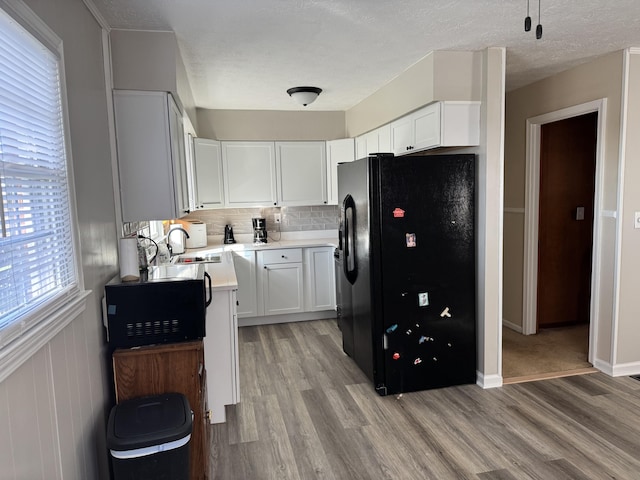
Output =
[
  {"x1": 476, "y1": 371, "x2": 503, "y2": 389},
  {"x1": 502, "y1": 319, "x2": 522, "y2": 333},
  {"x1": 610, "y1": 360, "x2": 640, "y2": 377},
  {"x1": 593, "y1": 358, "x2": 613, "y2": 376},
  {"x1": 239, "y1": 310, "x2": 335, "y2": 327}
]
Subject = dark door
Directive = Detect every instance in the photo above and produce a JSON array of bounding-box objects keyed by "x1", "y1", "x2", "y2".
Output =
[{"x1": 537, "y1": 112, "x2": 597, "y2": 329}]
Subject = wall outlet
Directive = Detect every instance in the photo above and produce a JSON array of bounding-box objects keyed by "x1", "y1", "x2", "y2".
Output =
[{"x1": 274, "y1": 213, "x2": 281, "y2": 223}]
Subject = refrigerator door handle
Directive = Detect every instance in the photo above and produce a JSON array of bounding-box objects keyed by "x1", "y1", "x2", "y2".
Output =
[{"x1": 343, "y1": 194, "x2": 358, "y2": 284}]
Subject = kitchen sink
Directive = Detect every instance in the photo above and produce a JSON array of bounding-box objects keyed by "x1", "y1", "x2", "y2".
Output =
[{"x1": 174, "y1": 253, "x2": 222, "y2": 264}]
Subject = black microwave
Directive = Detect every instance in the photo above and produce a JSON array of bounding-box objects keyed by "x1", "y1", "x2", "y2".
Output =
[{"x1": 103, "y1": 264, "x2": 212, "y2": 348}]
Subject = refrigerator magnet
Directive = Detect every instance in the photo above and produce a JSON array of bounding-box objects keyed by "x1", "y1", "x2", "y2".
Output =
[
  {"x1": 393, "y1": 207, "x2": 405, "y2": 218},
  {"x1": 386, "y1": 324, "x2": 398, "y2": 334},
  {"x1": 392, "y1": 352, "x2": 401, "y2": 360},
  {"x1": 405, "y1": 233, "x2": 417, "y2": 248},
  {"x1": 440, "y1": 307, "x2": 452, "y2": 318}
]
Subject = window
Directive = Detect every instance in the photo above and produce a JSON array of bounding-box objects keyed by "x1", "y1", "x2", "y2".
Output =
[{"x1": 0, "y1": 2, "x2": 84, "y2": 358}]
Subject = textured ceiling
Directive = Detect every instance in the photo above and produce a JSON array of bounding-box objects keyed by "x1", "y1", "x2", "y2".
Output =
[{"x1": 91, "y1": 0, "x2": 640, "y2": 111}]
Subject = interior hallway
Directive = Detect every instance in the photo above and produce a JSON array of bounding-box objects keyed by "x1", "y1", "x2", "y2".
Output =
[{"x1": 502, "y1": 324, "x2": 595, "y2": 384}]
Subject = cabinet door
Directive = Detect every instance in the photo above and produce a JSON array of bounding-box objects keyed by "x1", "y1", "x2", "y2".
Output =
[
  {"x1": 168, "y1": 97, "x2": 190, "y2": 217},
  {"x1": 413, "y1": 102, "x2": 441, "y2": 151},
  {"x1": 262, "y1": 263, "x2": 304, "y2": 315},
  {"x1": 114, "y1": 90, "x2": 180, "y2": 221},
  {"x1": 355, "y1": 135, "x2": 367, "y2": 160},
  {"x1": 304, "y1": 247, "x2": 336, "y2": 311},
  {"x1": 203, "y1": 287, "x2": 239, "y2": 424},
  {"x1": 232, "y1": 251, "x2": 257, "y2": 318},
  {"x1": 276, "y1": 141, "x2": 327, "y2": 206},
  {"x1": 326, "y1": 138, "x2": 355, "y2": 205},
  {"x1": 390, "y1": 114, "x2": 414, "y2": 155},
  {"x1": 222, "y1": 141, "x2": 277, "y2": 206},
  {"x1": 193, "y1": 138, "x2": 224, "y2": 209},
  {"x1": 376, "y1": 123, "x2": 391, "y2": 153}
]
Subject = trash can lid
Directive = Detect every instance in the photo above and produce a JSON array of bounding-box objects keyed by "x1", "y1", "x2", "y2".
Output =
[{"x1": 107, "y1": 393, "x2": 192, "y2": 451}]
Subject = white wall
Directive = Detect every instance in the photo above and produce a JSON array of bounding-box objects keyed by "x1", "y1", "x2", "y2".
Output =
[{"x1": 0, "y1": 0, "x2": 118, "y2": 478}]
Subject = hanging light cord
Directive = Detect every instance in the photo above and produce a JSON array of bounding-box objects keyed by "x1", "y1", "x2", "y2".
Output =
[{"x1": 536, "y1": 0, "x2": 543, "y2": 39}]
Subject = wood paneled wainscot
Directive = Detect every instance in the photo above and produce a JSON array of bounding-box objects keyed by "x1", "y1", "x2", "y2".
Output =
[{"x1": 112, "y1": 341, "x2": 209, "y2": 480}]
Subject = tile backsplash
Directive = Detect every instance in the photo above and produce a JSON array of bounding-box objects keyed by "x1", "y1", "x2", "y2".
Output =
[{"x1": 184, "y1": 205, "x2": 339, "y2": 235}]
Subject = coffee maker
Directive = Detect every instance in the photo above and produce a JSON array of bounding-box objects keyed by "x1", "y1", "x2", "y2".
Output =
[{"x1": 252, "y1": 218, "x2": 267, "y2": 244}]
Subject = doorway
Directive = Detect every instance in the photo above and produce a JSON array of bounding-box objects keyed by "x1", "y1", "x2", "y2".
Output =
[
  {"x1": 537, "y1": 112, "x2": 597, "y2": 330},
  {"x1": 506, "y1": 99, "x2": 606, "y2": 381}
]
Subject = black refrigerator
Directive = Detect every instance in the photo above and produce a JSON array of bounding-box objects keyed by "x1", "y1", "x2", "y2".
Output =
[{"x1": 337, "y1": 153, "x2": 476, "y2": 396}]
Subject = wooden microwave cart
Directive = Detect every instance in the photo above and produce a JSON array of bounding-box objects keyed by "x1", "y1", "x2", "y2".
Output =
[{"x1": 112, "y1": 341, "x2": 209, "y2": 479}]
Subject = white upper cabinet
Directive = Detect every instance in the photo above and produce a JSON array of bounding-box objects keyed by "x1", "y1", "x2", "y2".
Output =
[
  {"x1": 193, "y1": 138, "x2": 224, "y2": 209},
  {"x1": 391, "y1": 101, "x2": 480, "y2": 155},
  {"x1": 114, "y1": 90, "x2": 189, "y2": 221},
  {"x1": 356, "y1": 124, "x2": 392, "y2": 159},
  {"x1": 275, "y1": 141, "x2": 327, "y2": 206},
  {"x1": 168, "y1": 99, "x2": 190, "y2": 216},
  {"x1": 326, "y1": 138, "x2": 355, "y2": 205},
  {"x1": 222, "y1": 141, "x2": 278, "y2": 207}
]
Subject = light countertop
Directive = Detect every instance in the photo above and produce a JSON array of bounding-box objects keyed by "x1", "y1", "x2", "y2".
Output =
[{"x1": 180, "y1": 233, "x2": 338, "y2": 292}]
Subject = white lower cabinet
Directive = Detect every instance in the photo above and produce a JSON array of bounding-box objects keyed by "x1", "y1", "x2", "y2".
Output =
[
  {"x1": 232, "y1": 251, "x2": 258, "y2": 318},
  {"x1": 202, "y1": 278, "x2": 239, "y2": 424},
  {"x1": 257, "y1": 248, "x2": 304, "y2": 316},
  {"x1": 304, "y1": 247, "x2": 336, "y2": 311}
]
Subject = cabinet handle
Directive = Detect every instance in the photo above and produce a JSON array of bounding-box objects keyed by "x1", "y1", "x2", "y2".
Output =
[
  {"x1": 264, "y1": 266, "x2": 267, "y2": 269},
  {"x1": 281, "y1": 255, "x2": 286, "y2": 258}
]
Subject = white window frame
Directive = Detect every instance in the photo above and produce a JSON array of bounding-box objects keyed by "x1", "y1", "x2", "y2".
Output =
[{"x1": 0, "y1": 0, "x2": 88, "y2": 382}]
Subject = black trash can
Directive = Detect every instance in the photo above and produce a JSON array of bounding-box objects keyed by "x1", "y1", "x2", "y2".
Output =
[{"x1": 107, "y1": 393, "x2": 192, "y2": 480}]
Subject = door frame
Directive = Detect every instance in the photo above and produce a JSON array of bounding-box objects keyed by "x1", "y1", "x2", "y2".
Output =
[{"x1": 522, "y1": 99, "x2": 607, "y2": 365}]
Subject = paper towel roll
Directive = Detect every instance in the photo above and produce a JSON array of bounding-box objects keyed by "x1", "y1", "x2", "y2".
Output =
[{"x1": 119, "y1": 237, "x2": 140, "y2": 281}]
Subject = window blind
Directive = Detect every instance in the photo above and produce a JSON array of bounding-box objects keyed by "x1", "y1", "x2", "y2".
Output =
[{"x1": 0, "y1": 7, "x2": 77, "y2": 346}]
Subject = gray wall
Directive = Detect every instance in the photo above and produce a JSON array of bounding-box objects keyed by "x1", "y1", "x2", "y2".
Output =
[{"x1": 0, "y1": 0, "x2": 117, "y2": 478}]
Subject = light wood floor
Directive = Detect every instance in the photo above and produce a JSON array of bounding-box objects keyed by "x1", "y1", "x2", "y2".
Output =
[{"x1": 209, "y1": 319, "x2": 640, "y2": 479}]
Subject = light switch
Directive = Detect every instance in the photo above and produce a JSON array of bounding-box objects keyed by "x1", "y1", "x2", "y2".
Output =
[
  {"x1": 635, "y1": 211, "x2": 640, "y2": 229},
  {"x1": 576, "y1": 206, "x2": 585, "y2": 221}
]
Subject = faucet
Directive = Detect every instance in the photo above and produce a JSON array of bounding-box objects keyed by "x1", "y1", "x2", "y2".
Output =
[{"x1": 166, "y1": 227, "x2": 190, "y2": 256}]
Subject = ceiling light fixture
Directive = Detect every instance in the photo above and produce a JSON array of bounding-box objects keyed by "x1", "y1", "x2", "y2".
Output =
[{"x1": 287, "y1": 86, "x2": 322, "y2": 106}]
